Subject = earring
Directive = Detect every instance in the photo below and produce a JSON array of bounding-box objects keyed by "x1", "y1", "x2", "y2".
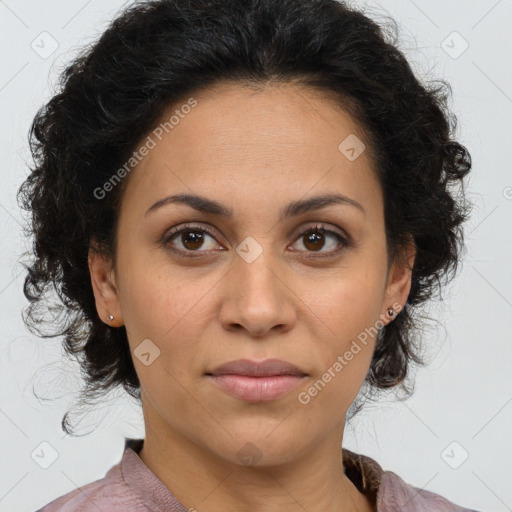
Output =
[
  {"x1": 108, "y1": 314, "x2": 114, "y2": 322},
  {"x1": 387, "y1": 307, "x2": 395, "y2": 318}
]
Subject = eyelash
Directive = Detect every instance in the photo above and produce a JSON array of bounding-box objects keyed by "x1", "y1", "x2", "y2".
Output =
[{"x1": 161, "y1": 222, "x2": 351, "y2": 259}]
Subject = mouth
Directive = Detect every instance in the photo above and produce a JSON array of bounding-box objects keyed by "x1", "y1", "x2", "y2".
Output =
[
  {"x1": 205, "y1": 358, "x2": 308, "y2": 402},
  {"x1": 206, "y1": 358, "x2": 307, "y2": 377}
]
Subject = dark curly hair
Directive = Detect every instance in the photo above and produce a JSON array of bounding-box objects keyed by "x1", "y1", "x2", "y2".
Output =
[{"x1": 17, "y1": 0, "x2": 472, "y2": 435}]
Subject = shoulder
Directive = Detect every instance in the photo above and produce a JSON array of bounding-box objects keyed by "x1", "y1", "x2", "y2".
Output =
[
  {"x1": 35, "y1": 458, "x2": 144, "y2": 512},
  {"x1": 35, "y1": 438, "x2": 190, "y2": 512},
  {"x1": 378, "y1": 469, "x2": 482, "y2": 512},
  {"x1": 342, "y1": 448, "x2": 482, "y2": 512}
]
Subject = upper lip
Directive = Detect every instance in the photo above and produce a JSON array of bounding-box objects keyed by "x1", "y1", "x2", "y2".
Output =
[{"x1": 207, "y1": 358, "x2": 307, "y2": 377}]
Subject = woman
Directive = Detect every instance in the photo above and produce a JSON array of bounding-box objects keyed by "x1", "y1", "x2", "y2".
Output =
[{"x1": 19, "y1": 0, "x2": 479, "y2": 510}]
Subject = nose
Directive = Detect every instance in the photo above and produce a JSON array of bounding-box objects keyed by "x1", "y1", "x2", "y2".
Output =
[{"x1": 217, "y1": 243, "x2": 297, "y2": 338}]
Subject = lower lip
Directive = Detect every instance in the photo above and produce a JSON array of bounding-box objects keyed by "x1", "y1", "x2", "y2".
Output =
[{"x1": 208, "y1": 374, "x2": 306, "y2": 402}]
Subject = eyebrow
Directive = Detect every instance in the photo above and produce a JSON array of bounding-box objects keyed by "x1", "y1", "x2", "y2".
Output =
[{"x1": 145, "y1": 192, "x2": 366, "y2": 219}]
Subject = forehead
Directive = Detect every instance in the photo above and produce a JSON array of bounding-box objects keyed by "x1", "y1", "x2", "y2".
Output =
[{"x1": 120, "y1": 82, "x2": 381, "y2": 218}]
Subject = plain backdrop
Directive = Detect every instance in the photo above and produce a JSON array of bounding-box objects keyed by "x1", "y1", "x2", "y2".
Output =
[{"x1": 1, "y1": 1, "x2": 511, "y2": 511}]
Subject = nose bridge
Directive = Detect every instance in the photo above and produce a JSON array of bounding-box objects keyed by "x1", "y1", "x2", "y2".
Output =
[
  {"x1": 219, "y1": 219, "x2": 297, "y2": 338},
  {"x1": 234, "y1": 235, "x2": 281, "y2": 299},
  {"x1": 218, "y1": 234, "x2": 297, "y2": 336}
]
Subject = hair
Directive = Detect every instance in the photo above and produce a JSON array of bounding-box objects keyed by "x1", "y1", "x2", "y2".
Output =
[{"x1": 18, "y1": 0, "x2": 472, "y2": 435}]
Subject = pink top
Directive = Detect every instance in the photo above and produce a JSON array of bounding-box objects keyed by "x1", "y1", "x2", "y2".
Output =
[{"x1": 36, "y1": 438, "x2": 480, "y2": 512}]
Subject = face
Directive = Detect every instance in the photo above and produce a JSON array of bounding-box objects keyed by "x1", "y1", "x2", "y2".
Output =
[{"x1": 89, "y1": 82, "x2": 414, "y2": 466}]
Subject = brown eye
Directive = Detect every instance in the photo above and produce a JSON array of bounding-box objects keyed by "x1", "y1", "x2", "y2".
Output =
[
  {"x1": 302, "y1": 229, "x2": 327, "y2": 251},
  {"x1": 163, "y1": 224, "x2": 222, "y2": 257},
  {"x1": 179, "y1": 229, "x2": 206, "y2": 250},
  {"x1": 162, "y1": 222, "x2": 350, "y2": 259},
  {"x1": 290, "y1": 224, "x2": 350, "y2": 257}
]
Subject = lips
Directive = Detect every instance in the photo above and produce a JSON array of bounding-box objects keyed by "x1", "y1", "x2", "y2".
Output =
[
  {"x1": 206, "y1": 359, "x2": 308, "y2": 402},
  {"x1": 206, "y1": 358, "x2": 307, "y2": 377}
]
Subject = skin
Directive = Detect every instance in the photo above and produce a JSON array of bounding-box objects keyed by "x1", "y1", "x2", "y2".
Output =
[{"x1": 89, "y1": 82, "x2": 416, "y2": 512}]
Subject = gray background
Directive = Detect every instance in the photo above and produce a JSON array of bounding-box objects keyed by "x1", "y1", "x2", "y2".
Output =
[{"x1": 1, "y1": 0, "x2": 511, "y2": 511}]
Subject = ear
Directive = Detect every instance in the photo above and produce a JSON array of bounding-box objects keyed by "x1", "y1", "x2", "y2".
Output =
[
  {"x1": 88, "y1": 242, "x2": 123, "y2": 327},
  {"x1": 381, "y1": 237, "x2": 416, "y2": 323}
]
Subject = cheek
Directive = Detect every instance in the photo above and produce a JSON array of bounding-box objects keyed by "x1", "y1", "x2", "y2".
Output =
[
  {"x1": 302, "y1": 316, "x2": 376, "y2": 419},
  {"x1": 298, "y1": 267, "x2": 383, "y2": 397},
  {"x1": 118, "y1": 251, "x2": 220, "y2": 383},
  {"x1": 118, "y1": 245, "x2": 209, "y2": 338},
  {"x1": 306, "y1": 266, "x2": 384, "y2": 343}
]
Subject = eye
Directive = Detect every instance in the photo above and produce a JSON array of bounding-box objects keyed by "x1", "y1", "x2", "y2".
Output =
[
  {"x1": 162, "y1": 223, "x2": 223, "y2": 257},
  {"x1": 289, "y1": 224, "x2": 350, "y2": 257},
  {"x1": 161, "y1": 222, "x2": 351, "y2": 259}
]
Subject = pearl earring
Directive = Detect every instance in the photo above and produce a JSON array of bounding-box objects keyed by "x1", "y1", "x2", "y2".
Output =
[
  {"x1": 387, "y1": 308, "x2": 395, "y2": 318},
  {"x1": 108, "y1": 314, "x2": 114, "y2": 322}
]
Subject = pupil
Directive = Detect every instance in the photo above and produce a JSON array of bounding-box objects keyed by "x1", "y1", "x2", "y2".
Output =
[
  {"x1": 183, "y1": 230, "x2": 204, "y2": 250},
  {"x1": 305, "y1": 231, "x2": 325, "y2": 251}
]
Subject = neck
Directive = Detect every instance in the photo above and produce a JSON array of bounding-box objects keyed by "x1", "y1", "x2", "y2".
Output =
[{"x1": 138, "y1": 420, "x2": 374, "y2": 512}]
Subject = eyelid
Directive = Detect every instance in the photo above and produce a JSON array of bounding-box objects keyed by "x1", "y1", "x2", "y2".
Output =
[
  {"x1": 290, "y1": 222, "x2": 348, "y2": 243},
  {"x1": 162, "y1": 222, "x2": 223, "y2": 246},
  {"x1": 161, "y1": 221, "x2": 351, "y2": 257},
  {"x1": 288, "y1": 223, "x2": 352, "y2": 255}
]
